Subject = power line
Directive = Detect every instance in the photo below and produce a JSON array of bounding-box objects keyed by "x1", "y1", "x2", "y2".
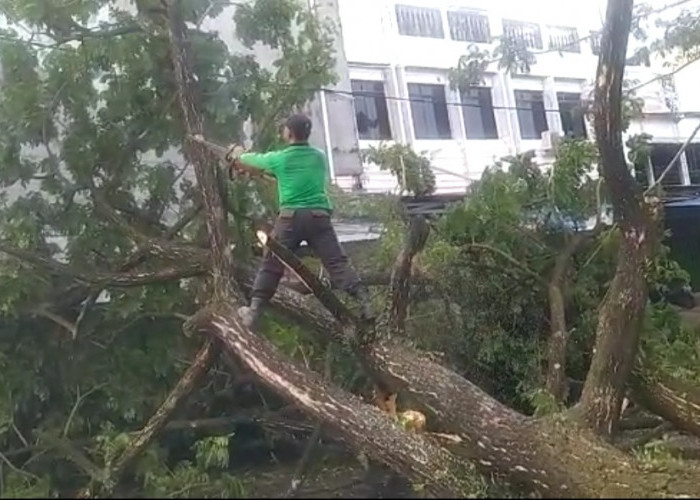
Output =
[{"x1": 319, "y1": 86, "x2": 700, "y2": 117}]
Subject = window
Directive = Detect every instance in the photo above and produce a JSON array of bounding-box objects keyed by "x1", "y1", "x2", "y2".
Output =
[
  {"x1": 407, "y1": 83, "x2": 452, "y2": 140},
  {"x1": 590, "y1": 31, "x2": 602, "y2": 55},
  {"x1": 447, "y1": 11, "x2": 490, "y2": 43},
  {"x1": 395, "y1": 5, "x2": 444, "y2": 38},
  {"x1": 650, "y1": 143, "x2": 684, "y2": 186},
  {"x1": 548, "y1": 26, "x2": 580, "y2": 53},
  {"x1": 503, "y1": 20, "x2": 543, "y2": 50},
  {"x1": 351, "y1": 80, "x2": 392, "y2": 141},
  {"x1": 461, "y1": 87, "x2": 498, "y2": 139},
  {"x1": 557, "y1": 93, "x2": 587, "y2": 139},
  {"x1": 685, "y1": 144, "x2": 700, "y2": 185},
  {"x1": 515, "y1": 90, "x2": 548, "y2": 140}
]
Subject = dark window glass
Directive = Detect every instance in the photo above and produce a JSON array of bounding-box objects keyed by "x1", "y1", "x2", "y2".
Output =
[
  {"x1": 351, "y1": 80, "x2": 392, "y2": 140},
  {"x1": 557, "y1": 93, "x2": 587, "y2": 139},
  {"x1": 408, "y1": 83, "x2": 452, "y2": 139},
  {"x1": 686, "y1": 144, "x2": 700, "y2": 185},
  {"x1": 515, "y1": 90, "x2": 548, "y2": 140},
  {"x1": 461, "y1": 87, "x2": 498, "y2": 139},
  {"x1": 650, "y1": 143, "x2": 684, "y2": 186}
]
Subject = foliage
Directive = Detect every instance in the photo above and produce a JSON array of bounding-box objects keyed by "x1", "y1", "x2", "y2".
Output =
[
  {"x1": 0, "y1": 0, "x2": 337, "y2": 496},
  {"x1": 363, "y1": 143, "x2": 436, "y2": 197},
  {"x1": 377, "y1": 142, "x2": 603, "y2": 409},
  {"x1": 379, "y1": 137, "x2": 697, "y2": 412}
]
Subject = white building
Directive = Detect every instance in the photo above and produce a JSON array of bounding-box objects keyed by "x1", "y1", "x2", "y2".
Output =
[{"x1": 310, "y1": 0, "x2": 700, "y2": 194}]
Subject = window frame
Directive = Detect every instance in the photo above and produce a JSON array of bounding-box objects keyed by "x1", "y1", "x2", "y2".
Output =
[
  {"x1": 351, "y1": 79, "x2": 393, "y2": 141},
  {"x1": 447, "y1": 10, "x2": 491, "y2": 43},
  {"x1": 548, "y1": 26, "x2": 581, "y2": 53},
  {"x1": 649, "y1": 143, "x2": 685, "y2": 187},
  {"x1": 460, "y1": 86, "x2": 499, "y2": 140},
  {"x1": 395, "y1": 4, "x2": 445, "y2": 39},
  {"x1": 557, "y1": 92, "x2": 587, "y2": 139},
  {"x1": 502, "y1": 20, "x2": 543, "y2": 50},
  {"x1": 407, "y1": 82, "x2": 453, "y2": 140},
  {"x1": 514, "y1": 90, "x2": 549, "y2": 140}
]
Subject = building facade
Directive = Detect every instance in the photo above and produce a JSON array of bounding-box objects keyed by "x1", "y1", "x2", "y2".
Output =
[{"x1": 312, "y1": 0, "x2": 700, "y2": 194}]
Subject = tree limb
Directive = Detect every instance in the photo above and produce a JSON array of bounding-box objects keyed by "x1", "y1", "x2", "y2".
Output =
[
  {"x1": 0, "y1": 241, "x2": 207, "y2": 288},
  {"x1": 463, "y1": 243, "x2": 546, "y2": 286},
  {"x1": 383, "y1": 216, "x2": 430, "y2": 338},
  {"x1": 99, "y1": 342, "x2": 218, "y2": 494},
  {"x1": 578, "y1": 0, "x2": 653, "y2": 437},
  {"x1": 165, "y1": 0, "x2": 236, "y2": 299},
  {"x1": 630, "y1": 359, "x2": 700, "y2": 438},
  {"x1": 284, "y1": 344, "x2": 334, "y2": 498},
  {"x1": 190, "y1": 305, "x2": 480, "y2": 498},
  {"x1": 545, "y1": 228, "x2": 600, "y2": 402},
  {"x1": 256, "y1": 231, "x2": 358, "y2": 329}
]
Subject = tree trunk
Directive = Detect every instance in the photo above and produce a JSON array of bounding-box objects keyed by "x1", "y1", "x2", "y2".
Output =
[
  {"x1": 146, "y1": 0, "x2": 700, "y2": 497},
  {"x1": 165, "y1": 0, "x2": 234, "y2": 298},
  {"x1": 189, "y1": 305, "x2": 480, "y2": 498},
  {"x1": 546, "y1": 232, "x2": 589, "y2": 401},
  {"x1": 577, "y1": 0, "x2": 653, "y2": 437}
]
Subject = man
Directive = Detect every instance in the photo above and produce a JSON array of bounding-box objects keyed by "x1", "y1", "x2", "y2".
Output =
[{"x1": 228, "y1": 113, "x2": 373, "y2": 329}]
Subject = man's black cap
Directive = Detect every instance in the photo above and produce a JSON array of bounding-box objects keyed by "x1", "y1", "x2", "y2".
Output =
[{"x1": 285, "y1": 113, "x2": 312, "y2": 138}]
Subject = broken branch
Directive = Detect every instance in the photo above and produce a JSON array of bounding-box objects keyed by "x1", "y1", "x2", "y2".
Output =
[
  {"x1": 384, "y1": 216, "x2": 430, "y2": 337},
  {"x1": 100, "y1": 341, "x2": 218, "y2": 494},
  {"x1": 257, "y1": 231, "x2": 358, "y2": 328}
]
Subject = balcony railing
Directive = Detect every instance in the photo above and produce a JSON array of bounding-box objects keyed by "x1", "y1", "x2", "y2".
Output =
[
  {"x1": 395, "y1": 5, "x2": 445, "y2": 39},
  {"x1": 503, "y1": 20, "x2": 543, "y2": 49},
  {"x1": 548, "y1": 26, "x2": 580, "y2": 53},
  {"x1": 447, "y1": 10, "x2": 490, "y2": 43}
]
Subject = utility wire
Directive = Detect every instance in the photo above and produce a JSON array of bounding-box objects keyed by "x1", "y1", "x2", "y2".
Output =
[{"x1": 319, "y1": 86, "x2": 700, "y2": 117}]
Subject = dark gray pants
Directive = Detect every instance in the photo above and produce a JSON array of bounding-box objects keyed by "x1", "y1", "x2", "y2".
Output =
[{"x1": 251, "y1": 209, "x2": 364, "y2": 301}]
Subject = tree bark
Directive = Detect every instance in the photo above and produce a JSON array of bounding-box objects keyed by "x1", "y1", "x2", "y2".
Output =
[
  {"x1": 189, "y1": 305, "x2": 480, "y2": 498},
  {"x1": 103, "y1": 342, "x2": 217, "y2": 492},
  {"x1": 165, "y1": 0, "x2": 234, "y2": 299},
  {"x1": 631, "y1": 360, "x2": 700, "y2": 438},
  {"x1": 578, "y1": 0, "x2": 653, "y2": 437},
  {"x1": 384, "y1": 216, "x2": 430, "y2": 337},
  {"x1": 546, "y1": 232, "x2": 589, "y2": 402}
]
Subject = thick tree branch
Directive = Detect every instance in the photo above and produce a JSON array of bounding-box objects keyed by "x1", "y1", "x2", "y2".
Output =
[
  {"x1": 384, "y1": 216, "x2": 430, "y2": 337},
  {"x1": 0, "y1": 242, "x2": 205, "y2": 288},
  {"x1": 578, "y1": 0, "x2": 653, "y2": 437},
  {"x1": 463, "y1": 243, "x2": 546, "y2": 286},
  {"x1": 100, "y1": 342, "x2": 217, "y2": 494},
  {"x1": 191, "y1": 305, "x2": 479, "y2": 497},
  {"x1": 257, "y1": 231, "x2": 358, "y2": 329},
  {"x1": 546, "y1": 229, "x2": 599, "y2": 402},
  {"x1": 631, "y1": 360, "x2": 700, "y2": 438},
  {"x1": 285, "y1": 344, "x2": 334, "y2": 498},
  {"x1": 165, "y1": 0, "x2": 235, "y2": 299}
]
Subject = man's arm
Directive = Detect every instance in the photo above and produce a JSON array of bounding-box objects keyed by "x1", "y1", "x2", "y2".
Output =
[
  {"x1": 226, "y1": 147, "x2": 280, "y2": 181},
  {"x1": 236, "y1": 151, "x2": 282, "y2": 174}
]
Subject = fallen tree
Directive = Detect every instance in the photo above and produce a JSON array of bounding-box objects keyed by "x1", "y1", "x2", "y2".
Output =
[
  {"x1": 155, "y1": 0, "x2": 700, "y2": 497},
  {"x1": 4, "y1": 0, "x2": 700, "y2": 498}
]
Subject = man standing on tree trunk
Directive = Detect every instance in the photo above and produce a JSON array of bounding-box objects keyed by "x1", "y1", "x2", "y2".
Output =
[{"x1": 228, "y1": 114, "x2": 374, "y2": 329}]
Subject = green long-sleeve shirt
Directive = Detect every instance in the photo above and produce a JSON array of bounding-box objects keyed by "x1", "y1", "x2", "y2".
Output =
[{"x1": 239, "y1": 143, "x2": 333, "y2": 211}]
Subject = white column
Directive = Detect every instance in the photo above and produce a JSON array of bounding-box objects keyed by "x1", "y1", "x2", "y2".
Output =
[{"x1": 543, "y1": 76, "x2": 562, "y2": 134}]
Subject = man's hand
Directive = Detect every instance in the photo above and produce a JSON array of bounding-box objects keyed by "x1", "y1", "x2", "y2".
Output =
[
  {"x1": 225, "y1": 144, "x2": 246, "y2": 163},
  {"x1": 225, "y1": 144, "x2": 247, "y2": 180}
]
